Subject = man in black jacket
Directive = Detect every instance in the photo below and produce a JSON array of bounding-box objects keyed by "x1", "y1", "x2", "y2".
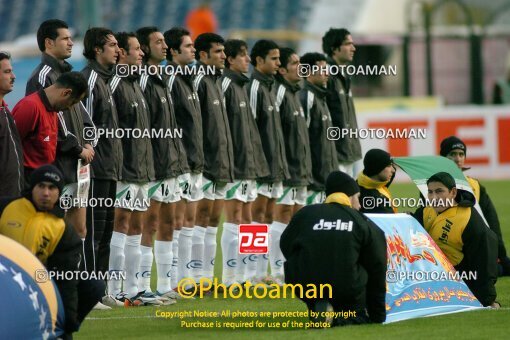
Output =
[
  {"x1": 136, "y1": 26, "x2": 189, "y2": 301},
  {"x1": 108, "y1": 32, "x2": 158, "y2": 305},
  {"x1": 281, "y1": 171, "x2": 387, "y2": 326},
  {"x1": 413, "y1": 171, "x2": 499, "y2": 307},
  {"x1": 80, "y1": 28, "x2": 121, "y2": 262},
  {"x1": 299, "y1": 52, "x2": 339, "y2": 205},
  {"x1": 0, "y1": 51, "x2": 23, "y2": 197},
  {"x1": 322, "y1": 28, "x2": 362, "y2": 177},
  {"x1": 221, "y1": 39, "x2": 270, "y2": 286},
  {"x1": 357, "y1": 149, "x2": 397, "y2": 214},
  {"x1": 269, "y1": 47, "x2": 312, "y2": 284},
  {"x1": 0, "y1": 165, "x2": 104, "y2": 338},
  {"x1": 163, "y1": 27, "x2": 203, "y2": 290},
  {"x1": 193, "y1": 32, "x2": 234, "y2": 284},
  {"x1": 80, "y1": 27, "x2": 124, "y2": 308},
  {"x1": 439, "y1": 136, "x2": 510, "y2": 276},
  {"x1": 26, "y1": 19, "x2": 95, "y2": 245},
  {"x1": 248, "y1": 39, "x2": 289, "y2": 283}
]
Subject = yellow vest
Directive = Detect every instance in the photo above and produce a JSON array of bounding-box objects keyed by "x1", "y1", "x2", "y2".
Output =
[
  {"x1": 466, "y1": 176, "x2": 480, "y2": 202},
  {"x1": 0, "y1": 198, "x2": 65, "y2": 264},
  {"x1": 357, "y1": 172, "x2": 396, "y2": 212},
  {"x1": 422, "y1": 206, "x2": 471, "y2": 266}
]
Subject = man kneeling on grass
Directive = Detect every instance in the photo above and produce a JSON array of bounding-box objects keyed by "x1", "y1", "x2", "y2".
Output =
[
  {"x1": 280, "y1": 171, "x2": 387, "y2": 327},
  {"x1": 413, "y1": 172, "x2": 500, "y2": 308}
]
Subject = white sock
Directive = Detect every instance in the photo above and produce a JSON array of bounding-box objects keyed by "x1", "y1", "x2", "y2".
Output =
[
  {"x1": 255, "y1": 222, "x2": 270, "y2": 281},
  {"x1": 244, "y1": 221, "x2": 261, "y2": 282},
  {"x1": 124, "y1": 234, "x2": 142, "y2": 298},
  {"x1": 154, "y1": 240, "x2": 173, "y2": 293},
  {"x1": 191, "y1": 226, "x2": 206, "y2": 282},
  {"x1": 269, "y1": 221, "x2": 287, "y2": 279},
  {"x1": 138, "y1": 245, "x2": 153, "y2": 292},
  {"x1": 171, "y1": 229, "x2": 180, "y2": 289},
  {"x1": 221, "y1": 222, "x2": 238, "y2": 285},
  {"x1": 203, "y1": 226, "x2": 218, "y2": 281},
  {"x1": 178, "y1": 227, "x2": 193, "y2": 283},
  {"x1": 107, "y1": 231, "x2": 126, "y2": 296}
]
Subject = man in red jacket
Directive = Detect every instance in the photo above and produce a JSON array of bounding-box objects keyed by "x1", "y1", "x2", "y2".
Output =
[{"x1": 12, "y1": 72, "x2": 88, "y2": 184}]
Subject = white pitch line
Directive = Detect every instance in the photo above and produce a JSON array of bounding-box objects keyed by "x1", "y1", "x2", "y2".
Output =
[{"x1": 87, "y1": 315, "x2": 158, "y2": 320}]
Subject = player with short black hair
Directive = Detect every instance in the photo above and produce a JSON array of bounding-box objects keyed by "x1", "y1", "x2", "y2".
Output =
[
  {"x1": 299, "y1": 52, "x2": 339, "y2": 206},
  {"x1": 270, "y1": 47, "x2": 312, "y2": 284},
  {"x1": 136, "y1": 26, "x2": 189, "y2": 302},
  {"x1": 192, "y1": 32, "x2": 234, "y2": 284},
  {"x1": 248, "y1": 39, "x2": 289, "y2": 284},
  {"x1": 27, "y1": 21, "x2": 97, "y2": 279},
  {"x1": 163, "y1": 27, "x2": 203, "y2": 291},
  {"x1": 107, "y1": 31, "x2": 159, "y2": 305},
  {"x1": 220, "y1": 39, "x2": 270, "y2": 286}
]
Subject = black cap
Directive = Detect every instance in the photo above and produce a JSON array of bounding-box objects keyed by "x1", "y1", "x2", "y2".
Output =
[
  {"x1": 30, "y1": 165, "x2": 64, "y2": 194},
  {"x1": 325, "y1": 171, "x2": 360, "y2": 197},
  {"x1": 440, "y1": 136, "x2": 466, "y2": 157},
  {"x1": 427, "y1": 171, "x2": 456, "y2": 190},
  {"x1": 363, "y1": 149, "x2": 392, "y2": 177}
]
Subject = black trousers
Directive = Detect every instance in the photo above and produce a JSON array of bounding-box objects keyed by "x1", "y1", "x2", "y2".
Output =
[
  {"x1": 61, "y1": 278, "x2": 105, "y2": 340},
  {"x1": 84, "y1": 179, "x2": 116, "y2": 274},
  {"x1": 304, "y1": 298, "x2": 371, "y2": 326}
]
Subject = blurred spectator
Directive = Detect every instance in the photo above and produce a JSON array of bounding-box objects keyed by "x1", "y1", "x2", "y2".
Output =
[
  {"x1": 185, "y1": 1, "x2": 218, "y2": 41},
  {"x1": 492, "y1": 55, "x2": 510, "y2": 104}
]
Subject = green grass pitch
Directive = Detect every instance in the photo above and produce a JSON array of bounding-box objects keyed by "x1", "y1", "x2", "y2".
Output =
[{"x1": 77, "y1": 180, "x2": 510, "y2": 339}]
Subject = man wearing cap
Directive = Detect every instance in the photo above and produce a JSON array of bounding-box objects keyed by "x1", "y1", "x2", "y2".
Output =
[
  {"x1": 280, "y1": 171, "x2": 387, "y2": 327},
  {"x1": 0, "y1": 164, "x2": 104, "y2": 337},
  {"x1": 440, "y1": 136, "x2": 510, "y2": 276},
  {"x1": 413, "y1": 171, "x2": 499, "y2": 308},
  {"x1": 357, "y1": 149, "x2": 396, "y2": 214}
]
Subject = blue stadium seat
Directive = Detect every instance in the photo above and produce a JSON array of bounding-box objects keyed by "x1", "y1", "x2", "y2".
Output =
[{"x1": 0, "y1": 0, "x2": 309, "y2": 42}]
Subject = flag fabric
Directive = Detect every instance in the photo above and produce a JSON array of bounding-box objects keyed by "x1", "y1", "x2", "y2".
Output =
[{"x1": 393, "y1": 155, "x2": 488, "y2": 226}]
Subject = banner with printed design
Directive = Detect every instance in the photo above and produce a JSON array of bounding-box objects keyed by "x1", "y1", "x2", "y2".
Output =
[{"x1": 366, "y1": 214, "x2": 484, "y2": 323}]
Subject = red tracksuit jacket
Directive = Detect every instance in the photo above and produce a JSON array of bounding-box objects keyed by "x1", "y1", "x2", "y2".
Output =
[{"x1": 11, "y1": 89, "x2": 58, "y2": 169}]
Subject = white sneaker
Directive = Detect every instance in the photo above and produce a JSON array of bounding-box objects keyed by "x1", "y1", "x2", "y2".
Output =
[
  {"x1": 93, "y1": 302, "x2": 112, "y2": 310},
  {"x1": 102, "y1": 294, "x2": 124, "y2": 307},
  {"x1": 131, "y1": 291, "x2": 163, "y2": 306},
  {"x1": 155, "y1": 290, "x2": 178, "y2": 305}
]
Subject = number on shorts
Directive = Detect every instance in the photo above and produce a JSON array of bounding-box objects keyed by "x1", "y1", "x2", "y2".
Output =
[
  {"x1": 161, "y1": 183, "x2": 170, "y2": 196},
  {"x1": 241, "y1": 183, "x2": 248, "y2": 196},
  {"x1": 125, "y1": 190, "x2": 131, "y2": 200},
  {"x1": 183, "y1": 182, "x2": 190, "y2": 195}
]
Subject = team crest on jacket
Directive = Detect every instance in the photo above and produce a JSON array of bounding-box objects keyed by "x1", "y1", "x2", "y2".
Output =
[
  {"x1": 239, "y1": 101, "x2": 246, "y2": 107},
  {"x1": 268, "y1": 105, "x2": 274, "y2": 111},
  {"x1": 160, "y1": 97, "x2": 167, "y2": 103},
  {"x1": 213, "y1": 99, "x2": 220, "y2": 105}
]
